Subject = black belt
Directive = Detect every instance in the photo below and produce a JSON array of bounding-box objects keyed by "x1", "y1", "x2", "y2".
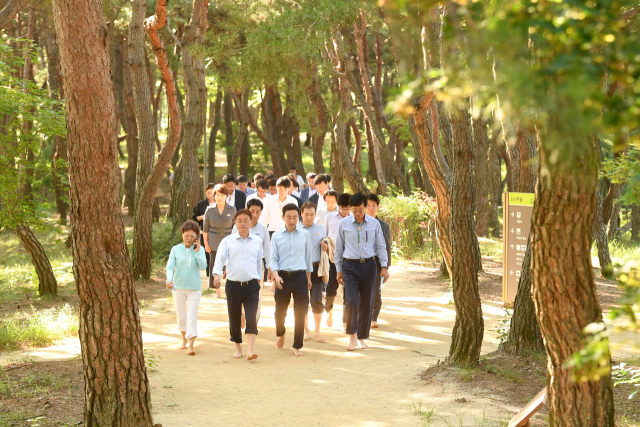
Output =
[
  {"x1": 226, "y1": 279, "x2": 259, "y2": 286},
  {"x1": 280, "y1": 270, "x2": 304, "y2": 276},
  {"x1": 313, "y1": 262, "x2": 320, "y2": 267},
  {"x1": 345, "y1": 257, "x2": 375, "y2": 263}
]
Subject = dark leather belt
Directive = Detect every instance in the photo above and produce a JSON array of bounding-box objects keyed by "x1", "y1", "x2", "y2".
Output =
[
  {"x1": 226, "y1": 279, "x2": 258, "y2": 286},
  {"x1": 280, "y1": 270, "x2": 304, "y2": 276},
  {"x1": 313, "y1": 262, "x2": 320, "y2": 267},
  {"x1": 345, "y1": 257, "x2": 375, "y2": 263}
]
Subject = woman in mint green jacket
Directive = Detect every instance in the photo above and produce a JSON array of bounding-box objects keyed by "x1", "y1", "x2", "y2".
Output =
[{"x1": 166, "y1": 220, "x2": 207, "y2": 355}]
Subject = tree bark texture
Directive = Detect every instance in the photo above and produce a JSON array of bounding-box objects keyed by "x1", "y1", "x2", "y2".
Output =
[
  {"x1": 290, "y1": 116, "x2": 305, "y2": 177},
  {"x1": 631, "y1": 204, "x2": 640, "y2": 242},
  {"x1": 503, "y1": 120, "x2": 537, "y2": 193},
  {"x1": 606, "y1": 191, "x2": 622, "y2": 242},
  {"x1": 51, "y1": 0, "x2": 154, "y2": 424},
  {"x1": 263, "y1": 87, "x2": 288, "y2": 177},
  {"x1": 308, "y1": 63, "x2": 327, "y2": 174},
  {"x1": 531, "y1": 137, "x2": 614, "y2": 426},
  {"x1": 412, "y1": 96, "x2": 453, "y2": 274},
  {"x1": 223, "y1": 88, "x2": 233, "y2": 166},
  {"x1": 169, "y1": 0, "x2": 208, "y2": 234},
  {"x1": 330, "y1": 127, "x2": 344, "y2": 193},
  {"x1": 15, "y1": 225, "x2": 57, "y2": 296},
  {"x1": 447, "y1": 103, "x2": 484, "y2": 366},
  {"x1": 593, "y1": 179, "x2": 614, "y2": 279},
  {"x1": 207, "y1": 86, "x2": 222, "y2": 183},
  {"x1": 229, "y1": 89, "x2": 249, "y2": 176},
  {"x1": 473, "y1": 114, "x2": 490, "y2": 237},
  {"x1": 503, "y1": 238, "x2": 545, "y2": 355}
]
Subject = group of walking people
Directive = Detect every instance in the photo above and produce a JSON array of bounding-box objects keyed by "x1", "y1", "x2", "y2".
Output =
[{"x1": 165, "y1": 166, "x2": 392, "y2": 360}]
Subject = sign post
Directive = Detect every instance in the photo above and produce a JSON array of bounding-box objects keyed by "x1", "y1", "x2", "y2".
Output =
[{"x1": 502, "y1": 192, "x2": 535, "y2": 303}]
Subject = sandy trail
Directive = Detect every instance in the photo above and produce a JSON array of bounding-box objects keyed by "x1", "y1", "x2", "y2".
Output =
[{"x1": 142, "y1": 264, "x2": 506, "y2": 427}]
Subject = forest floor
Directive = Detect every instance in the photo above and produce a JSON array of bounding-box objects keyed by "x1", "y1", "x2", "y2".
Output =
[{"x1": 0, "y1": 253, "x2": 638, "y2": 427}]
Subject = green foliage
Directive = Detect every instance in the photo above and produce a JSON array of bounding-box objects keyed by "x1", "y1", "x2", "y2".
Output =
[
  {"x1": 143, "y1": 348, "x2": 162, "y2": 372},
  {"x1": 602, "y1": 148, "x2": 640, "y2": 205},
  {"x1": 0, "y1": 38, "x2": 66, "y2": 231},
  {"x1": 493, "y1": 307, "x2": 513, "y2": 348},
  {"x1": 612, "y1": 362, "x2": 639, "y2": 400},
  {"x1": 0, "y1": 304, "x2": 78, "y2": 350},
  {"x1": 377, "y1": 192, "x2": 438, "y2": 261},
  {"x1": 152, "y1": 218, "x2": 183, "y2": 265}
]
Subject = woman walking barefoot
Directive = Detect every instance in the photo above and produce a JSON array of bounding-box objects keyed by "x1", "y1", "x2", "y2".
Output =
[{"x1": 166, "y1": 220, "x2": 207, "y2": 355}]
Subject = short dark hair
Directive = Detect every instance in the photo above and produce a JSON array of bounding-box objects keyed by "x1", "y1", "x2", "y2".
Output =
[
  {"x1": 350, "y1": 192, "x2": 367, "y2": 207},
  {"x1": 222, "y1": 174, "x2": 236, "y2": 184},
  {"x1": 234, "y1": 209, "x2": 252, "y2": 222},
  {"x1": 326, "y1": 174, "x2": 331, "y2": 182},
  {"x1": 238, "y1": 175, "x2": 248, "y2": 183},
  {"x1": 254, "y1": 173, "x2": 264, "y2": 182},
  {"x1": 205, "y1": 183, "x2": 216, "y2": 191},
  {"x1": 276, "y1": 177, "x2": 291, "y2": 188},
  {"x1": 300, "y1": 201, "x2": 317, "y2": 214},
  {"x1": 268, "y1": 177, "x2": 277, "y2": 187},
  {"x1": 314, "y1": 174, "x2": 329, "y2": 186},
  {"x1": 246, "y1": 198, "x2": 264, "y2": 210},
  {"x1": 306, "y1": 172, "x2": 316, "y2": 180},
  {"x1": 282, "y1": 203, "x2": 300, "y2": 216},
  {"x1": 324, "y1": 189, "x2": 339, "y2": 202},
  {"x1": 338, "y1": 193, "x2": 352, "y2": 207},
  {"x1": 256, "y1": 179, "x2": 269, "y2": 190},
  {"x1": 287, "y1": 175, "x2": 299, "y2": 189},
  {"x1": 289, "y1": 166, "x2": 297, "y2": 171},
  {"x1": 367, "y1": 194, "x2": 381, "y2": 206},
  {"x1": 180, "y1": 220, "x2": 200, "y2": 235},
  {"x1": 265, "y1": 174, "x2": 275, "y2": 181}
]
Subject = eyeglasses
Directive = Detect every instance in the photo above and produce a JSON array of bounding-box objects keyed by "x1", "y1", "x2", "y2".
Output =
[{"x1": 183, "y1": 234, "x2": 198, "y2": 240}]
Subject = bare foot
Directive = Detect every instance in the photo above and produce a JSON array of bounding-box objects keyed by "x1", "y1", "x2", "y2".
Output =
[
  {"x1": 346, "y1": 335, "x2": 357, "y2": 351},
  {"x1": 276, "y1": 335, "x2": 285, "y2": 349},
  {"x1": 241, "y1": 316, "x2": 246, "y2": 330},
  {"x1": 233, "y1": 350, "x2": 242, "y2": 359},
  {"x1": 358, "y1": 339, "x2": 369, "y2": 349},
  {"x1": 371, "y1": 321, "x2": 379, "y2": 328},
  {"x1": 326, "y1": 310, "x2": 333, "y2": 328},
  {"x1": 303, "y1": 330, "x2": 310, "y2": 341},
  {"x1": 178, "y1": 340, "x2": 188, "y2": 350},
  {"x1": 342, "y1": 323, "x2": 347, "y2": 334},
  {"x1": 293, "y1": 348, "x2": 305, "y2": 357},
  {"x1": 314, "y1": 332, "x2": 326, "y2": 342},
  {"x1": 247, "y1": 353, "x2": 258, "y2": 360}
]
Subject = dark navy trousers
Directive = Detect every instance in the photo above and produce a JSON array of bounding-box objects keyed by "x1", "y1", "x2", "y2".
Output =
[
  {"x1": 274, "y1": 271, "x2": 309, "y2": 349},
  {"x1": 342, "y1": 259, "x2": 377, "y2": 339},
  {"x1": 225, "y1": 280, "x2": 260, "y2": 343},
  {"x1": 309, "y1": 264, "x2": 324, "y2": 314}
]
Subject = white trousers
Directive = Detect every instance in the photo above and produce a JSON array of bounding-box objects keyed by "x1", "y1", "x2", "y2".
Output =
[{"x1": 173, "y1": 289, "x2": 201, "y2": 339}]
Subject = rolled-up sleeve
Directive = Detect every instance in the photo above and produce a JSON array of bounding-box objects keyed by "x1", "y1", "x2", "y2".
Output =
[
  {"x1": 212, "y1": 238, "x2": 228, "y2": 276},
  {"x1": 334, "y1": 222, "x2": 345, "y2": 273}
]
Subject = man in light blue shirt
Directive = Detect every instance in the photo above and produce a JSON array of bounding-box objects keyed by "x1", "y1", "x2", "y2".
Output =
[
  {"x1": 271, "y1": 203, "x2": 313, "y2": 356},
  {"x1": 335, "y1": 193, "x2": 390, "y2": 351},
  {"x1": 298, "y1": 201, "x2": 327, "y2": 342},
  {"x1": 213, "y1": 209, "x2": 263, "y2": 361}
]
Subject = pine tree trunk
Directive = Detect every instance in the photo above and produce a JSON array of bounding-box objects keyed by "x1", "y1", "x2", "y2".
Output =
[
  {"x1": 531, "y1": 136, "x2": 614, "y2": 426},
  {"x1": 607, "y1": 193, "x2": 622, "y2": 242},
  {"x1": 0, "y1": 0, "x2": 28, "y2": 30},
  {"x1": 503, "y1": 239, "x2": 544, "y2": 354},
  {"x1": 240, "y1": 130, "x2": 249, "y2": 176},
  {"x1": 330, "y1": 128, "x2": 344, "y2": 193},
  {"x1": 290, "y1": 116, "x2": 305, "y2": 177},
  {"x1": 51, "y1": 0, "x2": 154, "y2": 423},
  {"x1": 229, "y1": 89, "x2": 249, "y2": 176},
  {"x1": 121, "y1": 40, "x2": 139, "y2": 216},
  {"x1": 263, "y1": 87, "x2": 288, "y2": 177},
  {"x1": 308, "y1": 64, "x2": 327, "y2": 174},
  {"x1": 207, "y1": 87, "x2": 222, "y2": 183},
  {"x1": 15, "y1": 225, "x2": 57, "y2": 296},
  {"x1": 473, "y1": 115, "x2": 490, "y2": 237},
  {"x1": 223, "y1": 89, "x2": 233, "y2": 167},
  {"x1": 593, "y1": 179, "x2": 614, "y2": 279},
  {"x1": 631, "y1": 204, "x2": 640, "y2": 242},
  {"x1": 448, "y1": 102, "x2": 484, "y2": 366},
  {"x1": 169, "y1": 0, "x2": 208, "y2": 234},
  {"x1": 351, "y1": 118, "x2": 362, "y2": 174},
  {"x1": 487, "y1": 137, "x2": 502, "y2": 237}
]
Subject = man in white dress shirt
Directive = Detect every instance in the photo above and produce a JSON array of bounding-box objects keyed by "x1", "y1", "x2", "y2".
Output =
[
  {"x1": 259, "y1": 177, "x2": 297, "y2": 237},
  {"x1": 245, "y1": 178, "x2": 270, "y2": 211},
  {"x1": 289, "y1": 166, "x2": 306, "y2": 189},
  {"x1": 213, "y1": 209, "x2": 263, "y2": 360}
]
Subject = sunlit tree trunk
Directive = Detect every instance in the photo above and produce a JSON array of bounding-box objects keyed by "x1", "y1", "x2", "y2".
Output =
[
  {"x1": 15, "y1": 225, "x2": 57, "y2": 296},
  {"x1": 51, "y1": 0, "x2": 154, "y2": 423}
]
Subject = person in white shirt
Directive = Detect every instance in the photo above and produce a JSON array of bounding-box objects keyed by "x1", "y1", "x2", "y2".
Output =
[
  {"x1": 245, "y1": 179, "x2": 271, "y2": 211},
  {"x1": 289, "y1": 166, "x2": 306, "y2": 189},
  {"x1": 323, "y1": 193, "x2": 352, "y2": 329},
  {"x1": 315, "y1": 189, "x2": 339, "y2": 226},
  {"x1": 259, "y1": 177, "x2": 297, "y2": 236}
]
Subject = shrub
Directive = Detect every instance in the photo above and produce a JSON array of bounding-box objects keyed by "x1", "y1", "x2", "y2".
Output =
[
  {"x1": 378, "y1": 192, "x2": 438, "y2": 262},
  {"x1": 152, "y1": 218, "x2": 182, "y2": 264},
  {"x1": 0, "y1": 304, "x2": 78, "y2": 350}
]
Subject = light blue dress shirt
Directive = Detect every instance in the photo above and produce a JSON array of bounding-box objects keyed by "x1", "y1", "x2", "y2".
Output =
[
  {"x1": 212, "y1": 234, "x2": 263, "y2": 282},
  {"x1": 334, "y1": 213, "x2": 388, "y2": 273},
  {"x1": 297, "y1": 222, "x2": 325, "y2": 263},
  {"x1": 270, "y1": 227, "x2": 313, "y2": 273},
  {"x1": 166, "y1": 244, "x2": 208, "y2": 290},
  {"x1": 324, "y1": 210, "x2": 345, "y2": 239},
  {"x1": 232, "y1": 222, "x2": 271, "y2": 269}
]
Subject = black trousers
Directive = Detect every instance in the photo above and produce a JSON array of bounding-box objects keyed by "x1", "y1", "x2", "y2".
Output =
[
  {"x1": 309, "y1": 264, "x2": 324, "y2": 314},
  {"x1": 372, "y1": 261, "x2": 383, "y2": 321},
  {"x1": 324, "y1": 261, "x2": 339, "y2": 313},
  {"x1": 207, "y1": 251, "x2": 217, "y2": 288},
  {"x1": 274, "y1": 271, "x2": 309, "y2": 349},
  {"x1": 225, "y1": 280, "x2": 260, "y2": 343},
  {"x1": 343, "y1": 259, "x2": 376, "y2": 339},
  {"x1": 200, "y1": 235, "x2": 210, "y2": 277}
]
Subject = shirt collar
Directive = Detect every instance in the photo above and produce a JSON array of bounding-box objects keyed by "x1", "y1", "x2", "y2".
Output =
[
  {"x1": 234, "y1": 233, "x2": 254, "y2": 241},
  {"x1": 350, "y1": 213, "x2": 368, "y2": 224}
]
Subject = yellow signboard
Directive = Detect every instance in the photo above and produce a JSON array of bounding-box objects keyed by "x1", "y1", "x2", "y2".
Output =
[{"x1": 503, "y1": 192, "x2": 535, "y2": 303}]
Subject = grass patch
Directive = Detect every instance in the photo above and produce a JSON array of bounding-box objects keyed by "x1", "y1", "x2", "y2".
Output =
[
  {"x1": 479, "y1": 237, "x2": 503, "y2": 259},
  {"x1": 0, "y1": 304, "x2": 78, "y2": 350}
]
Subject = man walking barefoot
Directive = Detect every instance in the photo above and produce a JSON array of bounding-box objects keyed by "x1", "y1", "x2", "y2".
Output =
[
  {"x1": 213, "y1": 210, "x2": 263, "y2": 360},
  {"x1": 335, "y1": 193, "x2": 390, "y2": 351},
  {"x1": 271, "y1": 203, "x2": 313, "y2": 356}
]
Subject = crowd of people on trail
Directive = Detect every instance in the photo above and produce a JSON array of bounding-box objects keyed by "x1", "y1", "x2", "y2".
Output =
[{"x1": 165, "y1": 166, "x2": 392, "y2": 360}]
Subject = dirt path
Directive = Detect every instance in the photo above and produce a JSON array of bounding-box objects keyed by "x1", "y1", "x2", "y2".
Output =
[{"x1": 142, "y1": 264, "x2": 509, "y2": 426}]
